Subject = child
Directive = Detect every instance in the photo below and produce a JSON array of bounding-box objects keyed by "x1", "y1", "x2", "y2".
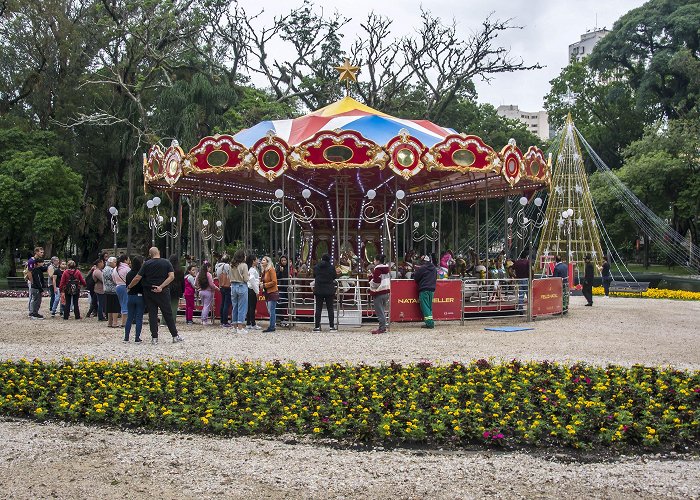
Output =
[{"x1": 184, "y1": 265, "x2": 197, "y2": 325}]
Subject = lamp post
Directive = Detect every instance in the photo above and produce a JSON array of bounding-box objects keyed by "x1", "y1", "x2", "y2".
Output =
[
  {"x1": 362, "y1": 189, "x2": 409, "y2": 272},
  {"x1": 109, "y1": 206, "x2": 119, "y2": 255},
  {"x1": 507, "y1": 195, "x2": 546, "y2": 322},
  {"x1": 412, "y1": 221, "x2": 439, "y2": 243},
  {"x1": 147, "y1": 196, "x2": 179, "y2": 248}
]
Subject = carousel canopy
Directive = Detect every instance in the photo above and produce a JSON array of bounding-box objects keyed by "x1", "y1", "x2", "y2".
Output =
[{"x1": 144, "y1": 94, "x2": 551, "y2": 224}]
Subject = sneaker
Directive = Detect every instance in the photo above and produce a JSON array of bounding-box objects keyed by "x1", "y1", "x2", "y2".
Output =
[
  {"x1": 371, "y1": 328, "x2": 385, "y2": 335},
  {"x1": 221, "y1": 323, "x2": 233, "y2": 328},
  {"x1": 329, "y1": 327, "x2": 337, "y2": 332},
  {"x1": 151, "y1": 338, "x2": 158, "y2": 345},
  {"x1": 123, "y1": 337, "x2": 129, "y2": 343},
  {"x1": 186, "y1": 320, "x2": 193, "y2": 325},
  {"x1": 30, "y1": 313, "x2": 44, "y2": 320},
  {"x1": 262, "y1": 328, "x2": 275, "y2": 333},
  {"x1": 280, "y1": 322, "x2": 290, "y2": 328},
  {"x1": 134, "y1": 338, "x2": 143, "y2": 343},
  {"x1": 201, "y1": 320, "x2": 209, "y2": 325},
  {"x1": 237, "y1": 328, "x2": 248, "y2": 334},
  {"x1": 51, "y1": 312, "x2": 56, "y2": 317},
  {"x1": 172, "y1": 335, "x2": 184, "y2": 343},
  {"x1": 313, "y1": 327, "x2": 321, "y2": 332}
]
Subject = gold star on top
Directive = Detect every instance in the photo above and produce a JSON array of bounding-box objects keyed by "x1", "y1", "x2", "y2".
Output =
[{"x1": 334, "y1": 58, "x2": 359, "y2": 93}]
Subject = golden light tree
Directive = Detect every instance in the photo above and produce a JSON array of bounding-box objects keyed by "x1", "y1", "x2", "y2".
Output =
[{"x1": 537, "y1": 114, "x2": 604, "y2": 275}]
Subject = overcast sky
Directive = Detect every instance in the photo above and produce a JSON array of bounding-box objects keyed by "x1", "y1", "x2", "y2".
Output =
[{"x1": 237, "y1": 0, "x2": 646, "y2": 111}]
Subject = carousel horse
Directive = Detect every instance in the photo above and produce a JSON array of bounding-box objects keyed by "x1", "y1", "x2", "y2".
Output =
[
  {"x1": 453, "y1": 255, "x2": 468, "y2": 277},
  {"x1": 398, "y1": 249, "x2": 417, "y2": 278}
]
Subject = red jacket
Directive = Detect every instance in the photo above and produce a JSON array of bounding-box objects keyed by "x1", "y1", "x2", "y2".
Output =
[
  {"x1": 369, "y1": 263, "x2": 390, "y2": 297},
  {"x1": 59, "y1": 269, "x2": 87, "y2": 291}
]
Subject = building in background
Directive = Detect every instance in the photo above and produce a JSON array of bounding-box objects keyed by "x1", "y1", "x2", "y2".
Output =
[
  {"x1": 496, "y1": 105, "x2": 550, "y2": 141},
  {"x1": 569, "y1": 28, "x2": 609, "y2": 62}
]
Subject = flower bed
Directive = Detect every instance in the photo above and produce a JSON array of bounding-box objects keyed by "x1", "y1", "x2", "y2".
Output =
[
  {"x1": 592, "y1": 286, "x2": 700, "y2": 301},
  {"x1": 1, "y1": 359, "x2": 698, "y2": 450}
]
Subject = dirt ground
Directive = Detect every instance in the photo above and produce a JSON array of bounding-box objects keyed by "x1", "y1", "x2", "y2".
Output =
[{"x1": 1, "y1": 295, "x2": 699, "y2": 498}]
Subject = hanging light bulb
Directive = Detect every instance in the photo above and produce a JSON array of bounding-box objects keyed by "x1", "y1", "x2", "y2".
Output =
[
  {"x1": 534, "y1": 197, "x2": 542, "y2": 207},
  {"x1": 395, "y1": 189, "x2": 405, "y2": 200},
  {"x1": 146, "y1": 200, "x2": 154, "y2": 209},
  {"x1": 519, "y1": 196, "x2": 528, "y2": 206},
  {"x1": 302, "y1": 189, "x2": 311, "y2": 199},
  {"x1": 153, "y1": 197, "x2": 161, "y2": 206},
  {"x1": 274, "y1": 189, "x2": 284, "y2": 199},
  {"x1": 367, "y1": 189, "x2": 377, "y2": 200},
  {"x1": 202, "y1": 219, "x2": 209, "y2": 226},
  {"x1": 507, "y1": 217, "x2": 514, "y2": 224},
  {"x1": 216, "y1": 220, "x2": 222, "y2": 228}
]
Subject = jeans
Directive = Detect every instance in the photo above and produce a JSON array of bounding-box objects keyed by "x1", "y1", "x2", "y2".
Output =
[
  {"x1": 314, "y1": 294, "x2": 334, "y2": 329},
  {"x1": 517, "y1": 278, "x2": 528, "y2": 310},
  {"x1": 143, "y1": 288, "x2": 178, "y2": 338},
  {"x1": 115, "y1": 284, "x2": 129, "y2": 314},
  {"x1": 266, "y1": 299, "x2": 277, "y2": 330},
  {"x1": 231, "y1": 282, "x2": 248, "y2": 324},
  {"x1": 29, "y1": 288, "x2": 43, "y2": 315},
  {"x1": 51, "y1": 288, "x2": 61, "y2": 315},
  {"x1": 246, "y1": 288, "x2": 258, "y2": 326},
  {"x1": 86, "y1": 290, "x2": 98, "y2": 317},
  {"x1": 373, "y1": 293, "x2": 389, "y2": 331},
  {"x1": 63, "y1": 293, "x2": 80, "y2": 319},
  {"x1": 200, "y1": 289, "x2": 214, "y2": 323},
  {"x1": 219, "y1": 287, "x2": 232, "y2": 324},
  {"x1": 96, "y1": 293, "x2": 106, "y2": 320},
  {"x1": 602, "y1": 276, "x2": 612, "y2": 296},
  {"x1": 125, "y1": 294, "x2": 145, "y2": 340},
  {"x1": 49, "y1": 286, "x2": 56, "y2": 312}
]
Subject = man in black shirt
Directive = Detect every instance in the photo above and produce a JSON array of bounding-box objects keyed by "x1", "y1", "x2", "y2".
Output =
[
  {"x1": 128, "y1": 247, "x2": 183, "y2": 344},
  {"x1": 28, "y1": 247, "x2": 48, "y2": 319}
]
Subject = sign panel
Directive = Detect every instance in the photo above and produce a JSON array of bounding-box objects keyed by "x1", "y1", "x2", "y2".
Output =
[
  {"x1": 532, "y1": 277, "x2": 563, "y2": 317},
  {"x1": 390, "y1": 279, "x2": 462, "y2": 322}
]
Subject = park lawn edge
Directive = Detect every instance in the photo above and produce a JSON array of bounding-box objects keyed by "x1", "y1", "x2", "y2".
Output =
[{"x1": 1, "y1": 358, "x2": 698, "y2": 452}]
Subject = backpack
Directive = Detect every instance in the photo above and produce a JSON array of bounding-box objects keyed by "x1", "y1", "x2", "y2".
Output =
[
  {"x1": 218, "y1": 265, "x2": 231, "y2": 287},
  {"x1": 85, "y1": 269, "x2": 95, "y2": 291},
  {"x1": 64, "y1": 271, "x2": 80, "y2": 296},
  {"x1": 23, "y1": 265, "x2": 31, "y2": 281}
]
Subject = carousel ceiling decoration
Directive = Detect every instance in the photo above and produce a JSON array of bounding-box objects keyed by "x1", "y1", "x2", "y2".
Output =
[{"x1": 144, "y1": 60, "x2": 551, "y2": 208}]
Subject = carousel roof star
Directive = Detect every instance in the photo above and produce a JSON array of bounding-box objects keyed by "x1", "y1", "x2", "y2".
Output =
[
  {"x1": 575, "y1": 184, "x2": 583, "y2": 194},
  {"x1": 591, "y1": 250, "x2": 598, "y2": 258},
  {"x1": 576, "y1": 217, "x2": 583, "y2": 227},
  {"x1": 555, "y1": 186, "x2": 563, "y2": 196},
  {"x1": 334, "y1": 58, "x2": 360, "y2": 92}
]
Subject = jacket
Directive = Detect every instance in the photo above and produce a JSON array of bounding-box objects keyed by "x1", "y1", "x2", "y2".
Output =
[
  {"x1": 553, "y1": 262, "x2": 568, "y2": 280},
  {"x1": 262, "y1": 268, "x2": 278, "y2": 294},
  {"x1": 312, "y1": 260, "x2": 337, "y2": 296},
  {"x1": 59, "y1": 269, "x2": 87, "y2": 292},
  {"x1": 369, "y1": 263, "x2": 390, "y2": 296},
  {"x1": 413, "y1": 260, "x2": 437, "y2": 292}
]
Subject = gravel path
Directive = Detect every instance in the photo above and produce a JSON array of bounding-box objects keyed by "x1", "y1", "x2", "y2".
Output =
[
  {"x1": 1, "y1": 419, "x2": 698, "y2": 499},
  {"x1": 1, "y1": 295, "x2": 699, "y2": 498},
  {"x1": 1, "y1": 296, "x2": 698, "y2": 368}
]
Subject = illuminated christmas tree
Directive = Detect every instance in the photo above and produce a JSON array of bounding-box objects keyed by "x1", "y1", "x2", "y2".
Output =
[{"x1": 537, "y1": 114, "x2": 604, "y2": 274}]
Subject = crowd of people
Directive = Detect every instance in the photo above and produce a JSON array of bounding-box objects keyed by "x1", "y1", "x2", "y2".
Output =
[{"x1": 23, "y1": 243, "x2": 594, "y2": 342}]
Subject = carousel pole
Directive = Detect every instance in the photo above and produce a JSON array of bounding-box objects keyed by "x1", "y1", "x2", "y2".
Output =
[
  {"x1": 437, "y1": 187, "x2": 443, "y2": 257},
  {"x1": 335, "y1": 178, "x2": 341, "y2": 263},
  {"x1": 475, "y1": 197, "x2": 480, "y2": 263},
  {"x1": 485, "y1": 174, "x2": 489, "y2": 259},
  {"x1": 423, "y1": 204, "x2": 427, "y2": 256},
  {"x1": 504, "y1": 197, "x2": 510, "y2": 257}
]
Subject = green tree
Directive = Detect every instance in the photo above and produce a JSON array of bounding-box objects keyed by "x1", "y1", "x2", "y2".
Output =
[
  {"x1": 589, "y1": 0, "x2": 700, "y2": 119},
  {"x1": 0, "y1": 129, "x2": 82, "y2": 275}
]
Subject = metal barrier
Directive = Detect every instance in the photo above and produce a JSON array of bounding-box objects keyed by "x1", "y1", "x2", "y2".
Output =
[
  {"x1": 461, "y1": 277, "x2": 524, "y2": 322},
  {"x1": 286, "y1": 277, "x2": 374, "y2": 328}
]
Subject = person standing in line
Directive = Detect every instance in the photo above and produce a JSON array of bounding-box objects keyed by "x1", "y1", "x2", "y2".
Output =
[
  {"x1": 28, "y1": 248, "x2": 49, "y2": 319},
  {"x1": 275, "y1": 255, "x2": 291, "y2": 327},
  {"x1": 312, "y1": 254, "x2": 337, "y2": 332},
  {"x1": 92, "y1": 259, "x2": 106, "y2": 321},
  {"x1": 582, "y1": 254, "x2": 595, "y2": 307},
  {"x1": 229, "y1": 249, "x2": 250, "y2": 334},
  {"x1": 260, "y1": 256, "x2": 279, "y2": 333},
  {"x1": 102, "y1": 257, "x2": 121, "y2": 327},
  {"x1": 598, "y1": 254, "x2": 613, "y2": 298},
  {"x1": 27, "y1": 247, "x2": 46, "y2": 319},
  {"x1": 196, "y1": 262, "x2": 219, "y2": 325},
  {"x1": 124, "y1": 255, "x2": 145, "y2": 342},
  {"x1": 183, "y1": 265, "x2": 197, "y2": 325},
  {"x1": 84, "y1": 260, "x2": 98, "y2": 318},
  {"x1": 246, "y1": 255, "x2": 261, "y2": 330},
  {"x1": 215, "y1": 255, "x2": 232, "y2": 328},
  {"x1": 552, "y1": 255, "x2": 569, "y2": 313},
  {"x1": 59, "y1": 260, "x2": 86, "y2": 320},
  {"x1": 127, "y1": 246, "x2": 183, "y2": 344},
  {"x1": 50, "y1": 260, "x2": 66, "y2": 317},
  {"x1": 513, "y1": 250, "x2": 531, "y2": 311},
  {"x1": 47, "y1": 256, "x2": 60, "y2": 316},
  {"x1": 369, "y1": 254, "x2": 390, "y2": 335},
  {"x1": 113, "y1": 254, "x2": 131, "y2": 321},
  {"x1": 413, "y1": 255, "x2": 437, "y2": 329},
  {"x1": 168, "y1": 254, "x2": 184, "y2": 324}
]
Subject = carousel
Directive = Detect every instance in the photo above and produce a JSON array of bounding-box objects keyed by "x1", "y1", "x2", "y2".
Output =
[{"x1": 143, "y1": 61, "x2": 554, "y2": 323}]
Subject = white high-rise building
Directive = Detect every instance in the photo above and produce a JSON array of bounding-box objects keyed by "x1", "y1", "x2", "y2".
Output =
[
  {"x1": 569, "y1": 28, "x2": 609, "y2": 62},
  {"x1": 496, "y1": 105, "x2": 550, "y2": 141}
]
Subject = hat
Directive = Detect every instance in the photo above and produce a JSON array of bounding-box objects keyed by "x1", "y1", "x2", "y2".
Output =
[{"x1": 422, "y1": 255, "x2": 431, "y2": 262}]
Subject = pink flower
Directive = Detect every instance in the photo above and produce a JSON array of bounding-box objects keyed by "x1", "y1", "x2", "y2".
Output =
[{"x1": 483, "y1": 431, "x2": 491, "y2": 439}]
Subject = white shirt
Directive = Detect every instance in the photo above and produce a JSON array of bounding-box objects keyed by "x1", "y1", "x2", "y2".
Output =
[{"x1": 247, "y1": 266, "x2": 260, "y2": 295}]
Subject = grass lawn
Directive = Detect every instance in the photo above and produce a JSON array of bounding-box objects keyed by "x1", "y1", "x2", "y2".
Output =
[{"x1": 617, "y1": 263, "x2": 696, "y2": 277}]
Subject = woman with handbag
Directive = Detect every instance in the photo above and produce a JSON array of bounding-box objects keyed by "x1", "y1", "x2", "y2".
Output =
[{"x1": 260, "y1": 256, "x2": 279, "y2": 333}]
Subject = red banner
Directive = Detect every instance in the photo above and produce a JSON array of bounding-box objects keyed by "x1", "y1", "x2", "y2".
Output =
[
  {"x1": 532, "y1": 277, "x2": 563, "y2": 317},
  {"x1": 390, "y1": 279, "x2": 462, "y2": 322}
]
